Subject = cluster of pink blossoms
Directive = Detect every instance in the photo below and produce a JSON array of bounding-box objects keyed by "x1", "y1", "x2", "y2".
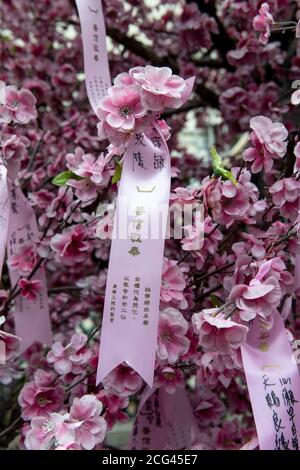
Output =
[
  {"x1": 97, "y1": 65, "x2": 189, "y2": 147},
  {"x1": 243, "y1": 115, "x2": 288, "y2": 173},
  {"x1": 1, "y1": 0, "x2": 300, "y2": 453},
  {"x1": 0, "y1": 82, "x2": 37, "y2": 125},
  {"x1": 25, "y1": 394, "x2": 107, "y2": 450},
  {"x1": 252, "y1": 3, "x2": 274, "y2": 45}
]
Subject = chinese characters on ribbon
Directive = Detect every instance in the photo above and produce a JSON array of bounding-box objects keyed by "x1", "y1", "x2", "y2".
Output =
[
  {"x1": 75, "y1": 0, "x2": 111, "y2": 115},
  {"x1": 7, "y1": 182, "x2": 52, "y2": 352},
  {"x1": 263, "y1": 374, "x2": 299, "y2": 449},
  {"x1": 97, "y1": 126, "x2": 171, "y2": 386},
  {"x1": 241, "y1": 312, "x2": 300, "y2": 450},
  {"x1": 130, "y1": 388, "x2": 199, "y2": 450}
]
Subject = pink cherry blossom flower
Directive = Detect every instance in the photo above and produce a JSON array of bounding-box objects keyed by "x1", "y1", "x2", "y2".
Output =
[
  {"x1": 18, "y1": 370, "x2": 64, "y2": 420},
  {"x1": 178, "y1": 3, "x2": 218, "y2": 51},
  {"x1": 181, "y1": 217, "x2": 222, "y2": 268},
  {"x1": 96, "y1": 213, "x2": 114, "y2": 240},
  {"x1": 24, "y1": 396, "x2": 106, "y2": 451},
  {"x1": 8, "y1": 243, "x2": 37, "y2": 275},
  {"x1": 213, "y1": 419, "x2": 242, "y2": 450},
  {"x1": 1, "y1": 133, "x2": 29, "y2": 179},
  {"x1": 160, "y1": 258, "x2": 186, "y2": 304},
  {"x1": 155, "y1": 366, "x2": 185, "y2": 394},
  {"x1": 50, "y1": 224, "x2": 90, "y2": 265},
  {"x1": 130, "y1": 65, "x2": 186, "y2": 111},
  {"x1": 157, "y1": 308, "x2": 190, "y2": 363},
  {"x1": 269, "y1": 178, "x2": 300, "y2": 221},
  {"x1": 196, "y1": 352, "x2": 237, "y2": 389},
  {"x1": 47, "y1": 333, "x2": 92, "y2": 376},
  {"x1": 51, "y1": 64, "x2": 76, "y2": 88},
  {"x1": 170, "y1": 187, "x2": 198, "y2": 205},
  {"x1": 66, "y1": 178, "x2": 98, "y2": 203},
  {"x1": 243, "y1": 116, "x2": 288, "y2": 173},
  {"x1": 192, "y1": 389, "x2": 225, "y2": 427},
  {"x1": 229, "y1": 269, "x2": 281, "y2": 322},
  {"x1": 156, "y1": 119, "x2": 171, "y2": 140},
  {"x1": 0, "y1": 85, "x2": 37, "y2": 124},
  {"x1": 43, "y1": 186, "x2": 74, "y2": 223},
  {"x1": 231, "y1": 236, "x2": 266, "y2": 263},
  {"x1": 24, "y1": 412, "x2": 77, "y2": 450},
  {"x1": 97, "y1": 85, "x2": 146, "y2": 134},
  {"x1": 255, "y1": 258, "x2": 293, "y2": 296},
  {"x1": 253, "y1": 3, "x2": 274, "y2": 45},
  {"x1": 181, "y1": 223, "x2": 204, "y2": 251},
  {"x1": 66, "y1": 147, "x2": 113, "y2": 186},
  {"x1": 18, "y1": 278, "x2": 42, "y2": 301},
  {"x1": 201, "y1": 170, "x2": 266, "y2": 228},
  {"x1": 97, "y1": 391, "x2": 129, "y2": 429},
  {"x1": 192, "y1": 309, "x2": 249, "y2": 354},
  {"x1": 69, "y1": 395, "x2": 107, "y2": 450},
  {"x1": 113, "y1": 72, "x2": 134, "y2": 88},
  {"x1": 0, "y1": 316, "x2": 21, "y2": 363},
  {"x1": 102, "y1": 364, "x2": 143, "y2": 397}
]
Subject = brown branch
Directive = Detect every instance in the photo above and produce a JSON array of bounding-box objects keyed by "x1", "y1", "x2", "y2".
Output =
[
  {"x1": 186, "y1": 262, "x2": 235, "y2": 289},
  {"x1": 48, "y1": 286, "x2": 83, "y2": 294},
  {"x1": 187, "y1": 0, "x2": 235, "y2": 60},
  {"x1": 107, "y1": 27, "x2": 176, "y2": 69},
  {"x1": 0, "y1": 415, "x2": 22, "y2": 439}
]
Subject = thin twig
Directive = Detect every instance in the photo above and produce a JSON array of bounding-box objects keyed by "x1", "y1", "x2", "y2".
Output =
[{"x1": 0, "y1": 415, "x2": 22, "y2": 439}]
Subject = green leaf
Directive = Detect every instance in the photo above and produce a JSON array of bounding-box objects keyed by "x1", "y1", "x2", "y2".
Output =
[
  {"x1": 210, "y1": 145, "x2": 222, "y2": 168},
  {"x1": 111, "y1": 162, "x2": 122, "y2": 184},
  {"x1": 52, "y1": 170, "x2": 82, "y2": 187},
  {"x1": 210, "y1": 146, "x2": 237, "y2": 185},
  {"x1": 210, "y1": 294, "x2": 222, "y2": 307}
]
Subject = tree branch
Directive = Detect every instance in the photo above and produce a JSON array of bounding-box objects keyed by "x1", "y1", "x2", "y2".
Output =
[{"x1": 187, "y1": 0, "x2": 235, "y2": 59}]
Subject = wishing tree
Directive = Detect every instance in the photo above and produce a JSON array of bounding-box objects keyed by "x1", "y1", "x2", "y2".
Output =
[{"x1": 1, "y1": 0, "x2": 300, "y2": 451}]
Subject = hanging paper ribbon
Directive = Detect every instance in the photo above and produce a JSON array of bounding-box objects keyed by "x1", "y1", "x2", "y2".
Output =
[
  {"x1": 130, "y1": 387, "x2": 199, "y2": 450},
  {"x1": 75, "y1": 0, "x2": 194, "y2": 387},
  {"x1": 97, "y1": 126, "x2": 171, "y2": 386},
  {"x1": 75, "y1": 0, "x2": 111, "y2": 115},
  {"x1": 0, "y1": 163, "x2": 10, "y2": 279},
  {"x1": 6, "y1": 181, "x2": 52, "y2": 352},
  {"x1": 241, "y1": 312, "x2": 300, "y2": 450},
  {"x1": 0, "y1": 155, "x2": 52, "y2": 352}
]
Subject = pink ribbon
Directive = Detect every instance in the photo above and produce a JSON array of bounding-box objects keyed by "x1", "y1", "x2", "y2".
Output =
[
  {"x1": 75, "y1": 0, "x2": 111, "y2": 115},
  {"x1": 97, "y1": 126, "x2": 171, "y2": 386},
  {"x1": 241, "y1": 312, "x2": 300, "y2": 450},
  {"x1": 130, "y1": 387, "x2": 199, "y2": 450},
  {"x1": 0, "y1": 159, "x2": 52, "y2": 351},
  {"x1": 0, "y1": 164, "x2": 10, "y2": 279},
  {"x1": 6, "y1": 181, "x2": 52, "y2": 352}
]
